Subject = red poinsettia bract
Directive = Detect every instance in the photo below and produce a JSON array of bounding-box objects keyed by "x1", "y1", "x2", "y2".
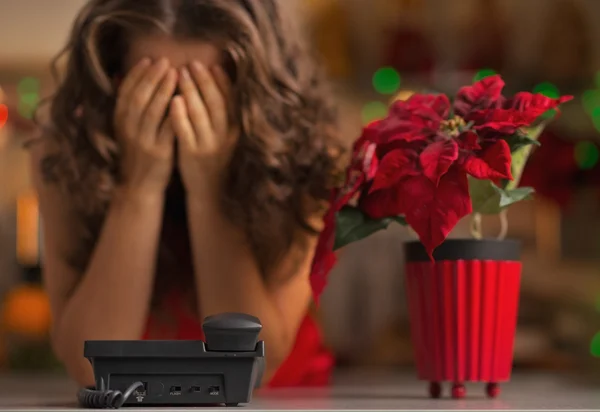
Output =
[{"x1": 360, "y1": 75, "x2": 572, "y2": 256}]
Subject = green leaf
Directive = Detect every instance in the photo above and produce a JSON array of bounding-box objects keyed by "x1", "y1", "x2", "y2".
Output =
[
  {"x1": 391, "y1": 216, "x2": 407, "y2": 225},
  {"x1": 459, "y1": 121, "x2": 474, "y2": 133},
  {"x1": 469, "y1": 178, "x2": 502, "y2": 214},
  {"x1": 521, "y1": 122, "x2": 547, "y2": 143},
  {"x1": 499, "y1": 186, "x2": 535, "y2": 208},
  {"x1": 334, "y1": 207, "x2": 406, "y2": 250},
  {"x1": 506, "y1": 132, "x2": 541, "y2": 154},
  {"x1": 505, "y1": 122, "x2": 548, "y2": 190},
  {"x1": 469, "y1": 177, "x2": 535, "y2": 215}
]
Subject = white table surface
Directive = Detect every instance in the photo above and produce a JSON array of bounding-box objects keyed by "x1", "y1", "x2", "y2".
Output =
[{"x1": 0, "y1": 370, "x2": 598, "y2": 411}]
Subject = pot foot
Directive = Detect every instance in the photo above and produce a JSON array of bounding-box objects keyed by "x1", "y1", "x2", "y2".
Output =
[
  {"x1": 486, "y1": 382, "x2": 500, "y2": 398},
  {"x1": 451, "y1": 383, "x2": 466, "y2": 399},
  {"x1": 428, "y1": 382, "x2": 442, "y2": 398}
]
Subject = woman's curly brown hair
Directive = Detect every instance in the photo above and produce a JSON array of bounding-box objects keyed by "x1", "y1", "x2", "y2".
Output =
[{"x1": 35, "y1": 0, "x2": 346, "y2": 285}]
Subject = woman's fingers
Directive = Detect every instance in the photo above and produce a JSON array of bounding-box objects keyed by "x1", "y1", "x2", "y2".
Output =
[
  {"x1": 211, "y1": 66, "x2": 232, "y2": 97},
  {"x1": 114, "y1": 58, "x2": 151, "y2": 136},
  {"x1": 190, "y1": 61, "x2": 228, "y2": 136},
  {"x1": 139, "y1": 68, "x2": 178, "y2": 145},
  {"x1": 115, "y1": 58, "x2": 234, "y2": 158},
  {"x1": 122, "y1": 59, "x2": 170, "y2": 138},
  {"x1": 156, "y1": 117, "x2": 175, "y2": 148},
  {"x1": 178, "y1": 67, "x2": 213, "y2": 145},
  {"x1": 116, "y1": 58, "x2": 151, "y2": 102},
  {"x1": 170, "y1": 96, "x2": 197, "y2": 151}
]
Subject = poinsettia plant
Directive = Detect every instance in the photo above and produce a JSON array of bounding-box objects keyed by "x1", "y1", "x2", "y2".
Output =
[{"x1": 310, "y1": 75, "x2": 572, "y2": 299}]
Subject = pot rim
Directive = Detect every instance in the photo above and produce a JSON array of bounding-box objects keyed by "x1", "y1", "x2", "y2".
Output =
[{"x1": 405, "y1": 238, "x2": 521, "y2": 262}]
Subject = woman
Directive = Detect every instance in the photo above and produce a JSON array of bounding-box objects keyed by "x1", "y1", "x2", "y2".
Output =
[{"x1": 28, "y1": 0, "x2": 345, "y2": 388}]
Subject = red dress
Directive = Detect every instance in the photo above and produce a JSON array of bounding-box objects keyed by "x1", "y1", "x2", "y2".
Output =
[{"x1": 142, "y1": 292, "x2": 334, "y2": 387}]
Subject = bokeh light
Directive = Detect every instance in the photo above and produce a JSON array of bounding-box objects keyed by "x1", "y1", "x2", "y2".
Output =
[
  {"x1": 592, "y1": 107, "x2": 600, "y2": 133},
  {"x1": 20, "y1": 93, "x2": 38, "y2": 106},
  {"x1": 532, "y1": 83, "x2": 560, "y2": 119},
  {"x1": 574, "y1": 140, "x2": 599, "y2": 170},
  {"x1": 582, "y1": 89, "x2": 600, "y2": 114},
  {"x1": 539, "y1": 109, "x2": 557, "y2": 120},
  {"x1": 361, "y1": 101, "x2": 388, "y2": 125},
  {"x1": 18, "y1": 103, "x2": 34, "y2": 119},
  {"x1": 473, "y1": 68, "x2": 497, "y2": 83},
  {"x1": 17, "y1": 77, "x2": 40, "y2": 95},
  {"x1": 0, "y1": 104, "x2": 8, "y2": 128},
  {"x1": 373, "y1": 67, "x2": 401, "y2": 95},
  {"x1": 590, "y1": 331, "x2": 600, "y2": 357},
  {"x1": 391, "y1": 90, "x2": 415, "y2": 103},
  {"x1": 595, "y1": 71, "x2": 600, "y2": 89},
  {"x1": 16, "y1": 77, "x2": 41, "y2": 119},
  {"x1": 533, "y1": 82, "x2": 560, "y2": 98}
]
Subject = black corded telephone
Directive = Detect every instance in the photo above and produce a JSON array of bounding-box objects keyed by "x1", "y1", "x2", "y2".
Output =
[{"x1": 78, "y1": 313, "x2": 265, "y2": 408}]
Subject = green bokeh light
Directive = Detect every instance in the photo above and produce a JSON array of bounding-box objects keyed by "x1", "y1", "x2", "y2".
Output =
[
  {"x1": 373, "y1": 67, "x2": 401, "y2": 95},
  {"x1": 533, "y1": 82, "x2": 560, "y2": 98},
  {"x1": 595, "y1": 296, "x2": 600, "y2": 312},
  {"x1": 574, "y1": 140, "x2": 599, "y2": 170},
  {"x1": 361, "y1": 101, "x2": 388, "y2": 125},
  {"x1": 534, "y1": 82, "x2": 560, "y2": 119},
  {"x1": 540, "y1": 109, "x2": 557, "y2": 120},
  {"x1": 17, "y1": 92, "x2": 39, "y2": 119},
  {"x1": 592, "y1": 107, "x2": 600, "y2": 133},
  {"x1": 473, "y1": 69, "x2": 497, "y2": 83},
  {"x1": 582, "y1": 90, "x2": 600, "y2": 114},
  {"x1": 18, "y1": 100, "x2": 36, "y2": 119},
  {"x1": 17, "y1": 77, "x2": 40, "y2": 95},
  {"x1": 590, "y1": 331, "x2": 600, "y2": 357},
  {"x1": 20, "y1": 93, "x2": 39, "y2": 106}
]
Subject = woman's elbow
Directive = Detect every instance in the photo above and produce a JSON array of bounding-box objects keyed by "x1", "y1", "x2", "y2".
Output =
[
  {"x1": 262, "y1": 333, "x2": 294, "y2": 381},
  {"x1": 49, "y1": 324, "x2": 68, "y2": 364},
  {"x1": 54, "y1": 345, "x2": 96, "y2": 388},
  {"x1": 67, "y1": 361, "x2": 96, "y2": 388},
  {"x1": 50, "y1": 327, "x2": 95, "y2": 388}
]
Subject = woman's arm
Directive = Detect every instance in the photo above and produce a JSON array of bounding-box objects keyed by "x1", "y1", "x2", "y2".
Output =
[
  {"x1": 32, "y1": 149, "x2": 165, "y2": 387},
  {"x1": 170, "y1": 62, "x2": 322, "y2": 380},
  {"x1": 33, "y1": 58, "x2": 178, "y2": 386},
  {"x1": 186, "y1": 197, "x2": 319, "y2": 381}
]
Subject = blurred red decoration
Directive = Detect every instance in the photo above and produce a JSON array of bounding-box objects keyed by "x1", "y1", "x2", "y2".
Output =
[
  {"x1": 520, "y1": 131, "x2": 577, "y2": 207},
  {"x1": 521, "y1": 131, "x2": 600, "y2": 209},
  {"x1": 459, "y1": 0, "x2": 507, "y2": 72},
  {"x1": 4, "y1": 104, "x2": 36, "y2": 132},
  {"x1": 0, "y1": 104, "x2": 8, "y2": 128},
  {"x1": 384, "y1": 28, "x2": 435, "y2": 75}
]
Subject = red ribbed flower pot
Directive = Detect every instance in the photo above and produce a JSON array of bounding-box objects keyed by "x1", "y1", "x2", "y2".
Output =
[{"x1": 404, "y1": 239, "x2": 521, "y2": 399}]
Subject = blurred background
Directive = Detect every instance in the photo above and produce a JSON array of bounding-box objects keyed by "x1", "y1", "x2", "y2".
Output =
[{"x1": 0, "y1": 0, "x2": 600, "y2": 379}]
